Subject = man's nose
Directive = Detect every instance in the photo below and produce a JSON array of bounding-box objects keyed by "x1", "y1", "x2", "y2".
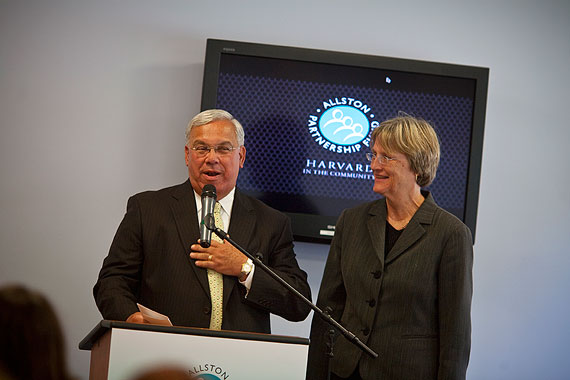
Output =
[{"x1": 204, "y1": 148, "x2": 220, "y2": 161}]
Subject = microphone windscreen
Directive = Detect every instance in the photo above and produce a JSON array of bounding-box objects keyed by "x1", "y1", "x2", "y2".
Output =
[{"x1": 201, "y1": 184, "x2": 217, "y2": 200}]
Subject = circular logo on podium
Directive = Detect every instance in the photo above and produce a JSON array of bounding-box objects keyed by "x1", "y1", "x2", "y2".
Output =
[
  {"x1": 190, "y1": 364, "x2": 230, "y2": 380},
  {"x1": 195, "y1": 375, "x2": 221, "y2": 380}
]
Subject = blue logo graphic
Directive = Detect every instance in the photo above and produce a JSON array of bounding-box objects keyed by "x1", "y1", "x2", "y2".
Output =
[
  {"x1": 319, "y1": 106, "x2": 370, "y2": 146},
  {"x1": 307, "y1": 97, "x2": 377, "y2": 154},
  {"x1": 195, "y1": 375, "x2": 220, "y2": 380}
]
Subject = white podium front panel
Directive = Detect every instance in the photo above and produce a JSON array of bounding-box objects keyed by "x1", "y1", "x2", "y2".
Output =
[{"x1": 107, "y1": 328, "x2": 308, "y2": 380}]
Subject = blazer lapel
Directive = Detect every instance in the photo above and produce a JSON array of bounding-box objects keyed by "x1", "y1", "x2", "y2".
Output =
[
  {"x1": 385, "y1": 192, "x2": 437, "y2": 264},
  {"x1": 170, "y1": 180, "x2": 211, "y2": 298},
  {"x1": 224, "y1": 189, "x2": 256, "y2": 307},
  {"x1": 367, "y1": 199, "x2": 387, "y2": 266}
]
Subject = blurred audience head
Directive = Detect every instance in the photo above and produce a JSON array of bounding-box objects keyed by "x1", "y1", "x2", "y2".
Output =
[
  {"x1": 130, "y1": 365, "x2": 195, "y2": 380},
  {"x1": 0, "y1": 284, "x2": 73, "y2": 380}
]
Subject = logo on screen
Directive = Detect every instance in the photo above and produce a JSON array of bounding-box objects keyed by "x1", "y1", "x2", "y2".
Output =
[{"x1": 308, "y1": 97, "x2": 378, "y2": 154}]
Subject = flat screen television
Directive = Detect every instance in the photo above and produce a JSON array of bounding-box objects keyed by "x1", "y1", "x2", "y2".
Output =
[{"x1": 201, "y1": 39, "x2": 488, "y2": 243}]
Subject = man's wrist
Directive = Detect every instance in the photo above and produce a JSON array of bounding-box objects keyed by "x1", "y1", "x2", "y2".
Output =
[{"x1": 239, "y1": 258, "x2": 253, "y2": 281}]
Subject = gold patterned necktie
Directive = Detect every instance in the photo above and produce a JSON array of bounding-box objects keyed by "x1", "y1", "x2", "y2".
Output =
[{"x1": 208, "y1": 202, "x2": 224, "y2": 330}]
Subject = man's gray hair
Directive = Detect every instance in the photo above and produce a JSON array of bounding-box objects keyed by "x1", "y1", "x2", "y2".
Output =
[{"x1": 185, "y1": 109, "x2": 245, "y2": 146}]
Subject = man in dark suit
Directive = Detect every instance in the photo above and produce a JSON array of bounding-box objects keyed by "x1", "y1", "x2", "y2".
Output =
[{"x1": 94, "y1": 109, "x2": 311, "y2": 332}]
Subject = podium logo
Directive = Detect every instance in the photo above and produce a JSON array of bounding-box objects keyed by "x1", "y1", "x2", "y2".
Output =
[
  {"x1": 307, "y1": 97, "x2": 378, "y2": 154},
  {"x1": 190, "y1": 363, "x2": 230, "y2": 379}
]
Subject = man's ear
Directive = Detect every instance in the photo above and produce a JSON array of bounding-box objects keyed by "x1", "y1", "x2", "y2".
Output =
[
  {"x1": 238, "y1": 146, "x2": 246, "y2": 168},
  {"x1": 184, "y1": 145, "x2": 190, "y2": 166}
]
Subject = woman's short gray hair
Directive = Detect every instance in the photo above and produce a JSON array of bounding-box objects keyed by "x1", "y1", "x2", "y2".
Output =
[
  {"x1": 371, "y1": 114, "x2": 440, "y2": 187},
  {"x1": 185, "y1": 109, "x2": 245, "y2": 146}
]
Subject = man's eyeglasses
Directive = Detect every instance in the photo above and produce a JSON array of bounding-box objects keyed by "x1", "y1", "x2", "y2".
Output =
[
  {"x1": 365, "y1": 152, "x2": 396, "y2": 165},
  {"x1": 191, "y1": 144, "x2": 237, "y2": 157}
]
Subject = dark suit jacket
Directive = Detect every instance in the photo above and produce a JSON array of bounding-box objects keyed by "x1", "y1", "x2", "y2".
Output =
[
  {"x1": 307, "y1": 192, "x2": 473, "y2": 380},
  {"x1": 94, "y1": 180, "x2": 311, "y2": 333}
]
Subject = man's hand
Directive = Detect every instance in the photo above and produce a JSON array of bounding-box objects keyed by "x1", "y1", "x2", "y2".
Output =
[
  {"x1": 126, "y1": 312, "x2": 147, "y2": 324},
  {"x1": 190, "y1": 239, "x2": 247, "y2": 278}
]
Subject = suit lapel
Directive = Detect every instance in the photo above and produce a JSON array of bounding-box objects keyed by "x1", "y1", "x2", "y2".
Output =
[
  {"x1": 223, "y1": 190, "x2": 256, "y2": 307},
  {"x1": 385, "y1": 192, "x2": 437, "y2": 264},
  {"x1": 170, "y1": 180, "x2": 211, "y2": 298},
  {"x1": 367, "y1": 199, "x2": 387, "y2": 266}
]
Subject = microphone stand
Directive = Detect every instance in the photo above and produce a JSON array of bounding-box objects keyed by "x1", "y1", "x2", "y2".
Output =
[{"x1": 205, "y1": 218, "x2": 378, "y2": 373}]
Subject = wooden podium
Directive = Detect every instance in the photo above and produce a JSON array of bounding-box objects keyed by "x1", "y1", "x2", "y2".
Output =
[{"x1": 79, "y1": 320, "x2": 309, "y2": 380}]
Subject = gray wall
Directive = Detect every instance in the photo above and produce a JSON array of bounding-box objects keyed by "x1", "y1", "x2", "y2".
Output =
[{"x1": 1, "y1": 1, "x2": 569, "y2": 379}]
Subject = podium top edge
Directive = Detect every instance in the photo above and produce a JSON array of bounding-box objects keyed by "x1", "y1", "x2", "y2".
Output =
[{"x1": 79, "y1": 320, "x2": 309, "y2": 351}]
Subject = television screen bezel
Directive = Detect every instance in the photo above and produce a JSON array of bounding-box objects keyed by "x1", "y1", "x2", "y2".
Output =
[{"x1": 200, "y1": 38, "x2": 488, "y2": 243}]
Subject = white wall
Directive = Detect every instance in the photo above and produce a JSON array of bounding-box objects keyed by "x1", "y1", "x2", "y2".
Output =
[{"x1": 1, "y1": 1, "x2": 569, "y2": 379}]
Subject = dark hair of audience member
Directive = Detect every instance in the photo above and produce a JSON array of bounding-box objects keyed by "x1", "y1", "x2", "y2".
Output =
[
  {"x1": 0, "y1": 285, "x2": 73, "y2": 380},
  {"x1": 130, "y1": 366, "x2": 195, "y2": 380}
]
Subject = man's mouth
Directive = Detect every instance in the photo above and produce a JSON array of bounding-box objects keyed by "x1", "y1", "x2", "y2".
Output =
[{"x1": 203, "y1": 170, "x2": 221, "y2": 178}]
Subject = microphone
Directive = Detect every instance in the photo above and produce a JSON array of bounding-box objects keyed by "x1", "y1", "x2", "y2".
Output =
[{"x1": 200, "y1": 184, "x2": 217, "y2": 248}]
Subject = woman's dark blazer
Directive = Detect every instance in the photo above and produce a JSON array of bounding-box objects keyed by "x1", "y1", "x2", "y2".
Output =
[{"x1": 307, "y1": 192, "x2": 473, "y2": 380}]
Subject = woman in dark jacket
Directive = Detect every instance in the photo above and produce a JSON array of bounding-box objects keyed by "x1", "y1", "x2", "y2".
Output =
[{"x1": 307, "y1": 115, "x2": 473, "y2": 380}]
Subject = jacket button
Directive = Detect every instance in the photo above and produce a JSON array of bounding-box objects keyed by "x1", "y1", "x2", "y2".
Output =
[
  {"x1": 203, "y1": 306, "x2": 211, "y2": 315},
  {"x1": 362, "y1": 328, "x2": 370, "y2": 336},
  {"x1": 368, "y1": 299, "x2": 376, "y2": 307},
  {"x1": 372, "y1": 270, "x2": 382, "y2": 279}
]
